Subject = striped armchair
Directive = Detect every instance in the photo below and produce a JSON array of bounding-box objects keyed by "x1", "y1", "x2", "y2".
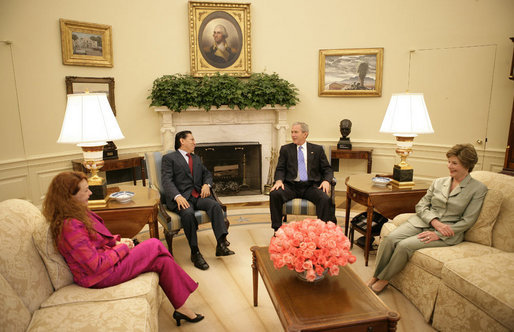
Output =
[
  {"x1": 144, "y1": 151, "x2": 229, "y2": 255},
  {"x1": 281, "y1": 178, "x2": 337, "y2": 223}
]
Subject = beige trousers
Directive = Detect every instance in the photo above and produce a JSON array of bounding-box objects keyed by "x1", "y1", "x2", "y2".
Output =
[{"x1": 374, "y1": 222, "x2": 447, "y2": 281}]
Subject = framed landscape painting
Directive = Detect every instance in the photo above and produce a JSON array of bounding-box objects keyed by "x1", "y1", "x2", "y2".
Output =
[
  {"x1": 189, "y1": 1, "x2": 251, "y2": 77},
  {"x1": 60, "y1": 19, "x2": 113, "y2": 67},
  {"x1": 319, "y1": 48, "x2": 383, "y2": 97},
  {"x1": 65, "y1": 76, "x2": 116, "y2": 115}
]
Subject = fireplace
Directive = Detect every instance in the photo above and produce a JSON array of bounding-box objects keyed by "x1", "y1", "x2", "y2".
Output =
[
  {"x1": 154, "y1": 106, "x2": 291, "y2": 194},
  {"x1": 195, "y1": 142, "x2": 261, "y2": 196}
]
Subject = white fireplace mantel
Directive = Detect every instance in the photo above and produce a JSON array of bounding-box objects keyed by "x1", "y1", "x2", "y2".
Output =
[{"x1": 153, "y1": 105, "x2": 292, "y2": 188}]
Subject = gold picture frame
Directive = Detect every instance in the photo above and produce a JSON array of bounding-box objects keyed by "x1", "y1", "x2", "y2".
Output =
[
  {"x1": 189, "y1": 1, "x2": 251, "y2": 77},
  {"x1": 65, "y1": 76, "x2": 116, "y2": 115},
  {"x1": 60, "y1": 19, "x2": 113, "y2": 67},
  {"x1": 319, "y1": 48, "x2": 384, "y2": 97}
]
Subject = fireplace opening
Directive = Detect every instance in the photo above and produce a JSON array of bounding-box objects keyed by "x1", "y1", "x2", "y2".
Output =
[{"x1": 195, "y1": 142, "x2": 262, "y2": 196}]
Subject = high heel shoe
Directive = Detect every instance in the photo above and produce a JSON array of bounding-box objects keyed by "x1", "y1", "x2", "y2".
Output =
[{"x1": 173, "y1": 310, "x2": 204, "y2": 326}]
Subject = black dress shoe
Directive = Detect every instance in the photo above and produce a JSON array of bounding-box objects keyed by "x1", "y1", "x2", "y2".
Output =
[
  {"x1": 216, "y1": 242, "x2": 235, "y2": 256},
  {"x1": 173, "y1": 311, "x2": 204, "y2": 326},
  {"x1": 191, "y1": 252, "x2": 209, "y2": 270}
]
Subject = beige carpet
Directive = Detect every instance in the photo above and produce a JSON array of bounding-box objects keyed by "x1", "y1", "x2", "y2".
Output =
[{"x1": 135, "y1": 209, "x2": 435, "y2": 331}]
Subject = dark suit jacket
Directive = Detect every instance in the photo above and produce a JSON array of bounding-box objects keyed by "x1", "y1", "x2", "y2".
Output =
[
  {"x1": 274, "y1": 142, "x2": 333, "y2": 185},
  {"x1": 161, "y1": 151, "x2": 213, "y2": 211}
]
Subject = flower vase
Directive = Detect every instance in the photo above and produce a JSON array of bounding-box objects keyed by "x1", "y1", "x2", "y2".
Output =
[{"x1": 296, "y1": 269, "x2": 328, "y2": 283}]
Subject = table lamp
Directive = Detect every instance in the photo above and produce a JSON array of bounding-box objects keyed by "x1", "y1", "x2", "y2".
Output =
[
  {"x1": 58, "y1": 93, "x2": 124, "y2": 205},
  {"x1": 379, "y1": 93, "x2": 433, "y2": 188}
]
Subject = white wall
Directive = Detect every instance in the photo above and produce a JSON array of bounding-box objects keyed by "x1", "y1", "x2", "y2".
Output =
[{"x1": 1, "y1": 0, "x2": 513, "y2": 204}]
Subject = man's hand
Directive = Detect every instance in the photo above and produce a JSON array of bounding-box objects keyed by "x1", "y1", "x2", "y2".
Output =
[
  {"x1": 318, "y1": 180, "x2": 331, "y2": 195},
  {"x1": 270, "y1": 180, "x2": 284, "y2": 192},
  {"x1": 175, "y1": 195, "x2": 190, "y2": 210},
  {"x1": 430, "y1": 219, "x2": 454, "y2": 237},
  {"x1": 201, "y1": 184, "x2": 211, "y2": 198}
]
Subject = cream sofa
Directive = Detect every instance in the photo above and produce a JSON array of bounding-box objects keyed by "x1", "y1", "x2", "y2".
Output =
[
  {"x1": 0, "y1": 199, "x2": 162, "y2": 331},
  {"x1": 379, "y1": 171, "x2": 514, "y2": 331}
]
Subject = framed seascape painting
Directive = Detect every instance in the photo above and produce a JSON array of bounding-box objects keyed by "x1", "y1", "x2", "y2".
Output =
[
  {"x1": 189, "y1": 1, "x2": 251, "y2": 77},
  {"x1": 65, "y1": 77, "x2": 116, "y2": 115},
  {"x1": 60, "y1": 19, "x2": 113, "y2": 67},
  {"x1": 319, "y1": 48, "x2": 383, "y2": 97}
]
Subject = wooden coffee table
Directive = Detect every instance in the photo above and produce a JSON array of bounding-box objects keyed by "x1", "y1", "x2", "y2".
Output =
[
  {"x1": 91, "y1": 185, "x2": 160, "y2": 239},
  {"x1": 251, "y1": 246, "x2": 400, "y2": 331}
]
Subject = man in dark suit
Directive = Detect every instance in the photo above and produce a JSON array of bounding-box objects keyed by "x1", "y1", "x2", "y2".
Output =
[
  {"x1": 162, "y1": 130, "x2": 234, "y2": 270},
  {"x1": 269, "y1": 122, "x2": 334, "y2": 231}
]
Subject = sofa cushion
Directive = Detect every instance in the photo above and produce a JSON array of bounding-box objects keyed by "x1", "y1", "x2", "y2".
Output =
[
  {"x1": 0, "y1": 199, "x2": 54, "y2": 314},
  {"x1": 471, "y1": 171, "x2": 514, "y2": 252},
  {"x1": 441, "y1": 252, "x2": 514, "y2": 329},
  {"x1": 28, "y1": 297, "x2": 154, "y2": 332},
  {"x1": 41, "y1": 272, "x2": 160, "y2": 308},
  {"x1": 409, "y1": 242, "x2": 502, "y2": 278},
  {"x1": 32, "y1": 221, "x2": 74, "y2": 290},
  {"x1": 465, "y1": 188, "x2": 503, "y2": 246},
  {"x1": 433, "y1": 283, "x2": 511, "y2": 332}
]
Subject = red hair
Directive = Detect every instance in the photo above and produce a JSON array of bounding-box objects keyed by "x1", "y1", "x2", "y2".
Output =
[{"x1": 42, "y1": 171, "x2": 96, "y2": 247}]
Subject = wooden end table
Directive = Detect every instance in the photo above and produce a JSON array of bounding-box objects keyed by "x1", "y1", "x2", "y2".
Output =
[
  {"x1": 345, "y1": 174, "x2": 432, "y2": 266},
  {"x1": 91, "y1": 185, "x2": 160, "y2": 239},
  {"x1": 251, "y1": 246, "x2": 400, "y2": 331},
  {"x1": 72, "y1": 153, "x2": 146, "y2": 186},
  {"x1": 331, "y1": 147, "x2": 373, "y2": 173}
]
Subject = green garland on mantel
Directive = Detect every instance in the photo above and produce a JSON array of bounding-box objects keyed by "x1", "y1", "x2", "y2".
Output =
[{"x1": 148, "y1": 72, "x2": 300, "y2": 112}]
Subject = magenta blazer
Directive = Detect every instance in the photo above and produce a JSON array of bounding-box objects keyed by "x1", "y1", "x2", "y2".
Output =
[{"x1": 58, "y1": 212, "x2": 129, "y2": 287}]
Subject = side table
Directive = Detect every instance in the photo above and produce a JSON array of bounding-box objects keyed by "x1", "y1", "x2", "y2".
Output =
[
  {"x1": 331, "y1": 147, "x2": 373, "y2": 173},
  {"x1": 345, "y1": 174, "x2": 431, "y2": 266},
  {"x1": 72, "y1": 153, "x2": 146, "y2": 186},
  {"x1": 91, "y1": 185, "x2": 160, "y2": 239}
]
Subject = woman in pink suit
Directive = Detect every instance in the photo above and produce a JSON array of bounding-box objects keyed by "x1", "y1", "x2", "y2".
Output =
[{"x1": 43, "y1": 171, "x2": 203, "y2": 326}]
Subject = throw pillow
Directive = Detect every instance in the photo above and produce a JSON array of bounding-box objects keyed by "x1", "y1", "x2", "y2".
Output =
[
  {"x1": 32, "y1": 222, "x2": 74, "y2": 290},
  {"x1": 464, "y1": 188, "x2": 503, "y2": 246}
]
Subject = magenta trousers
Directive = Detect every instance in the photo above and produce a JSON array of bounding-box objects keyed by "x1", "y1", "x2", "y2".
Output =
[{"x1": 93, "y1": 238, "x2": 198, "y2": 309}]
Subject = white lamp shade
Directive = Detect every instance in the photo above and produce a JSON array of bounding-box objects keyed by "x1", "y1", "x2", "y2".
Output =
[
  {"x1": 379, "y1": 93, "x2": 434, "y2": 136},
  {"x1": 57, "y1": 93, "x2": 124, "y2": 145}
]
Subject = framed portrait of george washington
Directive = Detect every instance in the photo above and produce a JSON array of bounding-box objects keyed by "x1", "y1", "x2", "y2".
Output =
[
  {"x1": 60, "y1": 19, "x2": 113, "y2": 67},
  {"x1": 189, "y1": 1, "x2": 251, "y2": 77},
  {"x1": 319, "y1": 48, "x2": 384, "y2": 97}
]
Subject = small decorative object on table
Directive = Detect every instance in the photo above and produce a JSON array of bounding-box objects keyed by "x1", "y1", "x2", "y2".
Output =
[
  {"x1": 269, "y1": 219, "x2": 356, "y2": 282},
  {"x1": 337, "y1": 119, "x2": 352, "y2": 150},
  {"x1": 109, "y1": 191, "x2": 135, "y2": 203},
  {"x1": 372, "y1": 176, "x2": 391, "y2": 187}
]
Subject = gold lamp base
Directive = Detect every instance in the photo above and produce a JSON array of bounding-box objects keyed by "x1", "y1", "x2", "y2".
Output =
[
  {"x1": 80, "y1": 144, "x2": 108, "y2": 204},
  {"x1": 391, "y1": 136, "x2": 416, "y2": 189}
]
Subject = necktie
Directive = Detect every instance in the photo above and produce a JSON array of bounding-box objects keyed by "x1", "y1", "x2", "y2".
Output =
[
  {"x1": 298, "y1": 146, "x2": 308, "y2": 181},
  {"x1": 186, "y1": 153, "x2": 200, "y2": 198}
]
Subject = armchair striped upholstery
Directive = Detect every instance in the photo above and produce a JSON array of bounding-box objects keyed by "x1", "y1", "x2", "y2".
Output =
[
  {"x1": 281, "y1": 178, "x2": 337, "y2": 223},
  {"x1": 144, "y1": 151, "x2": 228, "y2": 254}
]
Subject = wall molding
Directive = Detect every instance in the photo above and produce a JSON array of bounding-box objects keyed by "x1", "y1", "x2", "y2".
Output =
[{"x1": 0, "y1": 141, "x2": 506, "y2": 205}]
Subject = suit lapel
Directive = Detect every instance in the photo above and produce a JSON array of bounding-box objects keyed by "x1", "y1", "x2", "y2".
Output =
[
  {"x1": 89, "y1": 212, "x2": 115, "y2": 238},
  {"x1": 438, "y1": 177, "x2": 451, "y2": 199},
  {"x1": 176, "y1": 151, "x2": 193, "y2": 180},
  {"x1": 306, "y1": 142, "x2": 315, "y2": 169}
]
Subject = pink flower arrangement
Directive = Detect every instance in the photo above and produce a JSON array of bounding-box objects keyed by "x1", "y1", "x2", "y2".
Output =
[{"x1": 269, "y1": 219, "x2": 356, "y2": 282}]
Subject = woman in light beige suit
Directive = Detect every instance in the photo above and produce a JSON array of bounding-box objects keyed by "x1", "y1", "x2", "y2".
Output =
[{"x1": 368, "y1": 144, "x2": 487, "y2": 294}]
